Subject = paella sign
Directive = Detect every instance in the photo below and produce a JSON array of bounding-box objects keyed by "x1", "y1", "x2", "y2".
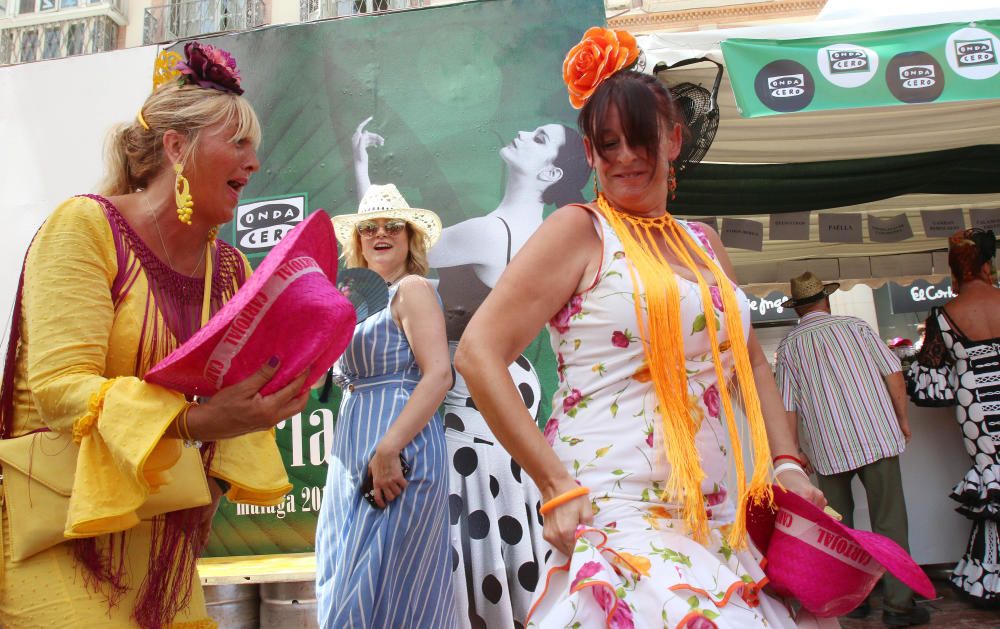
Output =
[{"x1": 722, "y1": 21, "x2": 1000, "y2": 117}]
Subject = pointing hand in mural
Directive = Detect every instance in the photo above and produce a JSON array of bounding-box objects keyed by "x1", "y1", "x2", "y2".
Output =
[{"x1": 353, "y1": 116, "x2": 385, "y2": 199}]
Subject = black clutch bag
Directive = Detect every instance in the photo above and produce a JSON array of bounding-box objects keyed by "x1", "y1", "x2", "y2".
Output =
[{"x1": 359, "y1": 454, "x2": 411, "y2": 509}]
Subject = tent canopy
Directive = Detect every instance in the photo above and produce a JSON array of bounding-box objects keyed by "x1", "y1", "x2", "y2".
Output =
[
  {"x1": 635, "y1": 2, "x2": 1000, "y2": 266},
  {"x1": 638, "y1": 2, "x2": 1000, "y2": 164}
]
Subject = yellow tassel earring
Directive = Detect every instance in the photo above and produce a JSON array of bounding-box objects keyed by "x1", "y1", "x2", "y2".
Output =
[{"x1": 175, "y1": 163, "x2": 194, "y2": 225}]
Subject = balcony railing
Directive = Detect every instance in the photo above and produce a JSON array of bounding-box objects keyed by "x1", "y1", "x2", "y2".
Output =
[
  {"x1": 300, "y1": 0, "x2": 441, "y2": 22},
  {"x1": 143, "y1": 0, "x2": 265, "y2": 45},
  {"x1": 0, "y1": 14, "x2": 116, "y2": 65}
]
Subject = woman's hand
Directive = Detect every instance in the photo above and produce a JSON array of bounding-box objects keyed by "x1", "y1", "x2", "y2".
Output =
[
  {"x1": 541, "y1": 480, "x2": 594, "y2": 556},
  {"x1": 368, "y1": 444, "x2": 409, "y2": 509},
  {"x1": 185, "y1": 358, "x2": 311, "y2": 441},
  {"x1": 777, "y1": 468, "x2": 826, "y2": 509}
]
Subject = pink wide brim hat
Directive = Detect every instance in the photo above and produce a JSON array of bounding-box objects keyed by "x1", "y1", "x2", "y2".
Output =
[
  {"x1": 747, "y1": 487, "x2": 935, "y2": 617},
  {"x1": 145, "y1": 211, "x2": 356, "y2": 397}
]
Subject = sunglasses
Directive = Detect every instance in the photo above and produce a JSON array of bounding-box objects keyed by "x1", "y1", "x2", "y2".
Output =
[{"x1": 357, "y1": 219, "x2": 407, "y2": 239}]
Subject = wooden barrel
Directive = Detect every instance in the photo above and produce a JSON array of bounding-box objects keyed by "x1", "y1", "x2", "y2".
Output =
[
  {"x1": 259, "y1": 581, "x2": 318, "y2": 628},
  {"x1": 204, "y1": 583, "x2": 260, "y2": 629}
]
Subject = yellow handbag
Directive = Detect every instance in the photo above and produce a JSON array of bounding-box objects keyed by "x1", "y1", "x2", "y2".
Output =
[{"x1": 0, "y1": 431, "x2": 210, "y2": 562}]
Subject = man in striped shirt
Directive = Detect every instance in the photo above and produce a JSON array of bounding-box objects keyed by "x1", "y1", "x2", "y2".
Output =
[{"x1": 775, "y1": 272, "x2": 928, "y2": 628}]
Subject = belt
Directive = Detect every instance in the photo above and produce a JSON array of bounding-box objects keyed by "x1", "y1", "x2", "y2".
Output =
[{"x1": 340, "y1": 373, "x2": 419, "y2": 393}]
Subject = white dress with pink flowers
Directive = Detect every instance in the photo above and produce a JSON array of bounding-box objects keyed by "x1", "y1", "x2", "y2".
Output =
[{"x1": 529, "y1": 211, "x2": 832, "y2": 629}]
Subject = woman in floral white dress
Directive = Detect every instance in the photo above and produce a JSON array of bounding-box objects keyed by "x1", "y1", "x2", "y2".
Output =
[{"x1": 457, "y1": 28, "x2": 832, "y2": 629}]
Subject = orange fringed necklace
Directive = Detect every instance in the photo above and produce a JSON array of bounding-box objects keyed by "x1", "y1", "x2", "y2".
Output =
[{"x1": 597, "y1": 193, "x2": 772, "y2": 548}]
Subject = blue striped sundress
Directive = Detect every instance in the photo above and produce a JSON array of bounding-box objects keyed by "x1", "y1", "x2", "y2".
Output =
[{"x1": 315, "y1": 284, "x2": 456, "y2": 628}]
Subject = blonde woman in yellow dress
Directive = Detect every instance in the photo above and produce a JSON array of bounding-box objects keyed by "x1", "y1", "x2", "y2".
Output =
[{"x1": 0, "y1": 43, "x2": 306, "y2": 629}]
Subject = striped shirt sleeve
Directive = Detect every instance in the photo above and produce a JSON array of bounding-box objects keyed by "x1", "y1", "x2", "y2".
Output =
[{"x1": 858, "y1": 320, "x2": 902, "y2": 377}]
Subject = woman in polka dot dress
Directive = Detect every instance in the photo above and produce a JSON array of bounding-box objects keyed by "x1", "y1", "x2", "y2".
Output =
[
  {"x1": 908, "y1": 228, "x2": 1000, "y2": 608},
  {"x1": 444, "y1": 354, "x2": 546, "y2": 629}
]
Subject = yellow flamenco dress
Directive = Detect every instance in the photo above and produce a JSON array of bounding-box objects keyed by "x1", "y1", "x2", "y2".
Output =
[{"x1": 0, "y1": 195, "x2": 292, "y2": 628}]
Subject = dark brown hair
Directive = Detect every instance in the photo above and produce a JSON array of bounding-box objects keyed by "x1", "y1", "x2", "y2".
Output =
[{"x1": 577, "y1": 70, "x2": 687, "y2": 168}]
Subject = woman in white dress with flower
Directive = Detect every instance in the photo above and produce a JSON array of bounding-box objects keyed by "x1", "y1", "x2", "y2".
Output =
[{"x1": 457, "y1": 27, "x2": 834, "y2": 628}]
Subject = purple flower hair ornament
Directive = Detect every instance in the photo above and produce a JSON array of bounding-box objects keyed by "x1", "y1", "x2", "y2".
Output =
[{"x1": 174, "y1": 42, "x2": 244, "y2": 95}]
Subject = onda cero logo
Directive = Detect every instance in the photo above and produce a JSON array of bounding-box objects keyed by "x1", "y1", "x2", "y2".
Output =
[
  {"x1": 955, "y1": 39, "x2": 996, "y2": 66},
  {"x1": 235, "y1": 195, "x2": 306, "y2": 254},
  {"x1": 818, "y1": 44, "x2": 878, "y2": 88},
  {"x1": 754, "y1": 60, "x2": 815, "y2": 112},
  {"x1": 946, "y1": 27, "x2": 1000, "y2": 80},
  {"x1": 886, "y1": 52, "x2": 944, "y2": 103}
]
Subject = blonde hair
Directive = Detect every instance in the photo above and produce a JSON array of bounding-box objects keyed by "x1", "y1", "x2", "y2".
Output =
[
  {"x1": 342, "y1": 222, "x2": 430, "y2": 277},
  {"x1": 99, "y1": 80, "x2": 262, "y2": 196}
]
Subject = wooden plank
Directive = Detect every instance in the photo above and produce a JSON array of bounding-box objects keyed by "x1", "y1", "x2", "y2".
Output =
[{"x1": 197, "y1": 552, "x2": 316, "y2": 586}]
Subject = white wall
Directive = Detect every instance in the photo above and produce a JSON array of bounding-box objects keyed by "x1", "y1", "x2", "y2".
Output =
[
  {"x1": 0, "y1": 45, "x2": 156, "y2": 335},
  {"x1": 270, "y1": 0, "x2": 301, "y2": 25},
  {"x1": 124, "y1": 0, "x2": 153, "y2": 48}
]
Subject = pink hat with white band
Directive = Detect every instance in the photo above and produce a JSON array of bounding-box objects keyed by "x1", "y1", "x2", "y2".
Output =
[
  {"x1": 747, "y1": 487, "x2": 935, "y2": 617},
  {"x1": 145, "y1": 211, "x2": 355, "y2": 397}
]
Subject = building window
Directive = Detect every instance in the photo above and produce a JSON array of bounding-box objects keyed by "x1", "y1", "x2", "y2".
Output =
[
  {"x1": 19, "y1": 29, "x2": 39, "y2": 61},
  {"x1": 299, "y1": 0, "x2": 318, "y2": 21},
  {"x1": 0, "y1": 15, "x2": 118, "y2": 65},
  {"x1": 90, "y1": 18, "x2": 112, "y2": 52},
  {"x1": 62, "y1": 0, "x2": 79, "y2": 7},
  {"x1": 0, "y1": 31, "x2": 13, "y2": 65},
  {"x1": 39, "y1": 0, "x2": 56, "y2": 10},
  {"x1": 66, "y1": 22, "x2": 83, "y2": 55},
  {"x1": 42, "y1": 26, "x2": 61, "y2": 58},
  {"x1": 18, "y1": 0, "x2": 34, "y2": 14}
]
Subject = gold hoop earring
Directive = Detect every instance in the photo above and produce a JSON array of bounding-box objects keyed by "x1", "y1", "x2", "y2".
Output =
[{"x1": 175, "y1": 163, "x2": 194, "y2": 225}]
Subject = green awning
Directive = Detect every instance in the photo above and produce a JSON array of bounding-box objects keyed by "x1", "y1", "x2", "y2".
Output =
[{"x1": 673, "y1": 144, "x2": 1000, "y2": 216}]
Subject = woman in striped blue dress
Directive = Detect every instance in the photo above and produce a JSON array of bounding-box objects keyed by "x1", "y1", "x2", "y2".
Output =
[{"x1": 317, "y1": 184, "x2": 456, "y2": 628}]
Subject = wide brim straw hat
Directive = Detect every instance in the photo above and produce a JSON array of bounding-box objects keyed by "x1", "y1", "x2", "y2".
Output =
[
  {"x1": 145, "y1": 211, "x2": 356, "y2": 397},
  {"x1": 746, "y1": 487, "x2": 935, "y2": 617},
  {"x1": 333, "y1": 183, "x2": 442, "y2": 250},
  {"x1": 781, "y1": 271, "x2": 841, "y2": 309}
]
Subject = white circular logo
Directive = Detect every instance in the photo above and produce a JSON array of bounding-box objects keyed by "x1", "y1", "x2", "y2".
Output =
[
  {"x1": 817, "y1": 44, "x2": 878, "y2": 88},
  {"x1": 946, "y1": 27, "x2": 1000, "y2": 80}
]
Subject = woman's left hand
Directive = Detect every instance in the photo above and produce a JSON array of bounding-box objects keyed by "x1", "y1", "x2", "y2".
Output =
[
  {"x1": 368, "y1": 446, "x2": 409, "y2": 508},
  {"x1": 777, "y1": 468, "x2": 826, "y2": 509}
]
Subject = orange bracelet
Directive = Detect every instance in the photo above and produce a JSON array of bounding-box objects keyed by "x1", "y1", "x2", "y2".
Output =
[{"x1": 540, "y1": 486, "x2": 590, "y2": 515}]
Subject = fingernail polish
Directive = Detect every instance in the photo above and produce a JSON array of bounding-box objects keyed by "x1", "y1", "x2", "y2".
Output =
[{"x1": 268, "y1": 356, "x2": 279, "y2": 367}]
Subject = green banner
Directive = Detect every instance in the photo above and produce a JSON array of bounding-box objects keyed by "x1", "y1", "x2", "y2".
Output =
[
  {"x1": 722, "y1": 21, "x2": 1000, "y2": 117},
  {"x1": 171, "y1": 0, "x2": 602, "y2": 557}
]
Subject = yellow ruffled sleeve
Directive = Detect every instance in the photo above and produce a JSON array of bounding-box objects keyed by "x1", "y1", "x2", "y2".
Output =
[
  {"x1": 20, "y1": 197, "x2": 189, "y2": 537},
  {"x1": 210, "y1": 433, "x2": 292, "y2": 506}
]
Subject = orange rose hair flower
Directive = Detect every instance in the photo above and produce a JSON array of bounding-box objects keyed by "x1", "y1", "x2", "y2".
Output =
[{"x1": 563, "y1": 27, "x2": 640, "y2": 109}]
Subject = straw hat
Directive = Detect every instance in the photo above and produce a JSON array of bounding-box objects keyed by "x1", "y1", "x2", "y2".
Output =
[
  {"x1": 781, "y1": 271, "x2": 840, "y2": 308},
  {"x1": 146, "y1": 211, "x2": 356, "y2": 397},
  {"x1": 747, "y1": 487, "x2": 935, "y2": 617},
  {"x1": 332, "y1": 184, "x2": 442, "y2": 250}
]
